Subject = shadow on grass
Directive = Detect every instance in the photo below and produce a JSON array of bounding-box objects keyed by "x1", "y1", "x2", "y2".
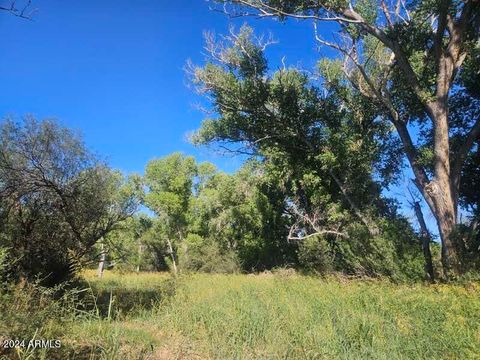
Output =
[
  {"x1": 73, "y1": 277, "x2": 176, "y2": 319},
  {"x1": 92, "y1": 287, "x2": 162, "y2": 318}
]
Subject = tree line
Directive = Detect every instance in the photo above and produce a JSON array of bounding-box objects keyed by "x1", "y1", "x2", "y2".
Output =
[{"x1": 0, "y1": 117, "x2": 428, "y2": 283}]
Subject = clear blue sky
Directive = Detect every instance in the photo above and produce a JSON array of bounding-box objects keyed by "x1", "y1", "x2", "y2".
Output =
[{"x1": 0, "y1": 0, "x2": 335, "y2": 174}]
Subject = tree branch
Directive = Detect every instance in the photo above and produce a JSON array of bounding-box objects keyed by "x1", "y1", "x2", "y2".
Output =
[
  {"x1": 0, "y1": 0, "x2": 36, "y2": 19},
  {"x1": 328, "y1": 169, "x2": 380, "y2": 236},
  {"x1": 223, "y1": 0, "x2": 428, "y2": 109},
  {"x1": 288, "y1": 230, "x2": 349, "y2": 241},
  {"x1": 451, "y1": 116, "x2": 480, "y2": 192}
]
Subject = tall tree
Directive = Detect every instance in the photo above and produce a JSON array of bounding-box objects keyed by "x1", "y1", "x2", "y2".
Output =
[
  {"x1": 189, "y1": 160, "x2": 296, "y2": 271},
  {"x1": 191, "y1": 26, "x2": 399, "y2": 235},
  {"x1": 190, "y1": 27, "x2": 424, "y2": 278},
  {"x1": 143, "y1": 153, "x2": 197, "y2": 274},
  {"x1": 211, "y1": 0, "x2": 480, "y2": 276}
]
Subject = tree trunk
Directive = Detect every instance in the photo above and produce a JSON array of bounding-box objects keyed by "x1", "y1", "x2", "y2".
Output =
[
  {"x1": 423, "y1": 99, "x2": 461, "y2": 277},
  {"x1": 136, "y1": 243, "x2": 143, "y2": 273},
  {"x1": 97, "y1": 242, "x2": 106, "y2": 278},
  {"x1": 394, "y1": 111, "x2": 461, "y2": 277},
  {"x1": 166, "y1": 238, "x2": 177, "y2": 275},
  {"x1": 435, "y1": 202, "x2": 460, "y2": 277},
  {"x1": 413, "y1": 201, "x2": 435, "y2": 282},
  {"x1": 420, "y1": 168, "x2": 461, "y2": 277}
]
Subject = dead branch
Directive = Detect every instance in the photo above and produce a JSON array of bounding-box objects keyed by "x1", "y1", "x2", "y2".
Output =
[{"x1": 0, "y1": 0, "x2": 37, "y2": 19}]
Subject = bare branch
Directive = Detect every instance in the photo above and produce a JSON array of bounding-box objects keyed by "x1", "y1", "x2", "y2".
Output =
[
  {"x1": 288, "y1": 230, "x2": 349, "y2": 241},
  {"x1": 380, "y1": 0, "x2": 393, "y2": 28},
  {"x1": 221, "y1": 0, "x2": 426, "y2": 110},
  {"x1": 286, "y1": 200, "x2": 349, "y2": 242},
  {"x1": 0, "y1": 0, "x2": 37, "y2": 19}
]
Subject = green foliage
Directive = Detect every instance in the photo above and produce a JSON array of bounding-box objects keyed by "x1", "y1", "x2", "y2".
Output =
[
  {"x1": 97, "y1": 215, "x2": 157, "y2": 272},
  {"x1": 0, "y1": 117, "x2": 138, "y2": 285},
  {"x1": 192, "y1": 25, "x2": 401, "y2": 202},
  {"x1": 451, "y1": 224, "x2": 480, "y2": 273},
  {"x1": 144, "y1": 152, "x2": 196, "y2": 223},
  {"x1": 459, "y1": 140, "x2": 480, "y2": 213},
  {"x1": 297, "y1": 235, "x2": 333, "y2": 274},
  {"x1": 178, "y1": 234, "x2": 240, "y2": 274},
  {"x1": 460, "y1": 42, "x2": 480, "y2": 98},
  {"x1": 294, "y1": 219, "x2": 426, "y2": 281},
  {"x1": 0, "y1": 247, "x2": 10, "y2": 283},
  {"x1": 331, "y1": 222, "x2": 419, "y2": 280},
  {"x1": 189, "y1": 26, "x2": 427, "y2": 279},
  {"x1": 138, "y1": 152, "x2": 296, "y2": 273},
  {"x1": 189, "y1": 161, "x2": 296, "y2": 271}
]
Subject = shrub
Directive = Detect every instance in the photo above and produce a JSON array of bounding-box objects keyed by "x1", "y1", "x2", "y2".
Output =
[
  {"x1": 178, "y1": 234, "x2": 240, "y2": 273},
  {"x1": 0, "y1": 247, "x2": 10, "y2": 284},
  {"x1": 297, "y1": 235, "x2": 333, "y2": 274},
  {"x1": 296, "y1": 219, "x2": 427, "y2": 281}
]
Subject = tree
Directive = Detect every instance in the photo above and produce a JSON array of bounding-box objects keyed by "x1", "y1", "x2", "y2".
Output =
[
  {"x1": 211, "y1": 0, "x2": 480, "y2": 276},
  {"x1": 141, "y1": 153, "x2": 296, "y2": 273},
  {"x1": 143, "y1": 153, "x2": 197, "y2": 274},
  {"x1": 95, "y1": 214, "x2": 154, "y2": 274},
  {"x1": 190, "y1": 25, "x2": 405, "y2": 231},
  {"x1": 193, "y1": 32, "x2": 377, "y2": 231},
  {"x1": 134, "y1": 145, "x2": 422, "y2": 277},
  {"x1": 189, "y1": 26, "x2": 425, "y2": 278},
  {"x1": 188, "y1": 160, "x2": 296, "y2": 271},
  {"x1": 0, "y1": 117, "x2": 138, "y2": 285}
]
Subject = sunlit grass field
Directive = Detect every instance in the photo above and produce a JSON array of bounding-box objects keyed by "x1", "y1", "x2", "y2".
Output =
[{"x1": 54, "y1": 270, "x2": 480, "y2": 359}]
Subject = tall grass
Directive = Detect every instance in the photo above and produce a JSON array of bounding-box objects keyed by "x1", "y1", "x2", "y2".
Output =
[
  {"x1": 155, "y1": 273, "x2": 480, "y2": 359},
  {"x1": 2, "y1": 270, "x2": 479, "y2": 359}
]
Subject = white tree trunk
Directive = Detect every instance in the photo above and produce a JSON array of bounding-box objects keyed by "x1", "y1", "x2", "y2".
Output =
[
  {"x1": 166, "y1": 238, "x2": 177, "y2": 275},
  {"x1": 97, "y1": 242, "x2": 106, "y2": 278}
]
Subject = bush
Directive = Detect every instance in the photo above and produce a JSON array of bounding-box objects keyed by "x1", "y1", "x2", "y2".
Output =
[
  {"x1": 296, "y1": 219, "x2": 427, "y2": 281},
  {"x1": 178, "y1": 234, "x2": 240, "y2": 273},
  {"x1": 0, "y1": 247, "x2": 10, "y2": 284},
  {"x1": 297, "y1": 235, "x2": 333, "y2": 274},
  {"x1": 452, "y1": 223, "x2": 480, "y2": 273}
]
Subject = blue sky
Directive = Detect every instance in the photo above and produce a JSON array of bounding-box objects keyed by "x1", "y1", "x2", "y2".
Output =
[{"x1": 0, "y1": 0, "x2": 335, "y2": 174}]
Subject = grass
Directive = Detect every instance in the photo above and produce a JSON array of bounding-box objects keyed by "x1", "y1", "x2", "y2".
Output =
[
  {"x1": 2, "y1": 271, "x2": 480, "y2": 359},
  {"x1": 153, "y1": 273, "x2": 480, "y2": 359}
]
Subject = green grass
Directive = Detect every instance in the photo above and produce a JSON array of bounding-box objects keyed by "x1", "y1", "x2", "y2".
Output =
[
  {"x1": 2, "y1": 271, "x2": 480, "y2": 359},
  {"x1": 153, "y1": 273, "x2": 480, "y2": 359}
]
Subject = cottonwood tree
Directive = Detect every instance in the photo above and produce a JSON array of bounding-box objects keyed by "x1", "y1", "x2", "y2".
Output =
[
  {"x1": 143, "y1": 153, "x2": 198, "y2": 274},
  {"x1": 142, "y1": 153, "x2": 295, "y2": 272},
  {"x1": 190, "y1": 27, "x2": 424, "y2": 278},
  {"x1": 190, "y1": 27, "x2": 388, "y2": 238},
  {"x1": 0, "y1": 117, "x2": 138, "y2": 285},
  {"x1": 188, "y1": 160, "x2": 296, "y2": 271},
  {"x1": 211, "y1": 0, "x2": 480, "y2": 276}
]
